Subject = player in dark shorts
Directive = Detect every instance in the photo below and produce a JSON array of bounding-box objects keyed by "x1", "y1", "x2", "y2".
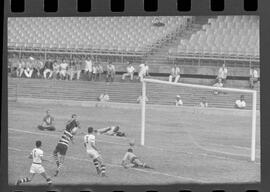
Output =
[{"x1": 53, "y1": 114, "x2": 80, "y2": 177}]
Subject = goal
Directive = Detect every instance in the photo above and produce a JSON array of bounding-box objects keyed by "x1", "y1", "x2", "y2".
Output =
[{"x1": 140, "y1": 78, "x2": 258, "y2": 162}]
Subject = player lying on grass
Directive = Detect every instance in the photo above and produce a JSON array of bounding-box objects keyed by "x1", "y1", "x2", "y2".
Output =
[
  {"x1": 53, "y1": 114, "x2": 80, "y2": 177},
  {"x1": 121, "y1": 148, "x2": 153, "y2": 169},
  {"x1": 16, "y1": 140, "x2": 52, "y2": 186},
  {"x1": 94, "y1": 125, "x2": 126, "y2": 137},
  {"x1": 84, "y1": 127, "x2": 107, "y2": 177},
  {"x1": 37, "y1": 110, "x2": 56, "y2": 131}
]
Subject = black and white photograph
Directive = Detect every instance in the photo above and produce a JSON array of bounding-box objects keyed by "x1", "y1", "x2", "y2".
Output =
[{"x1": 7, "y1": 15, "x2": 260, "y2": 185}]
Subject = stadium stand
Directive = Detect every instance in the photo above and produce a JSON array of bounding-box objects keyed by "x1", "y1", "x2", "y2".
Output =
[
  {"x1": 170, "y1": 16, "x2": 259, "y2": 57},
  {"x1": 8, "y1": 16, "x2": 192, "y2": 53}
]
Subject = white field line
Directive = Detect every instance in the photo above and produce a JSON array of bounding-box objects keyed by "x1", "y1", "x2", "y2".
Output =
[
  {"x1": 8, "y1": 147, "x2": 207, "y2": 183},
  {"x1": 9, "y1": 128, "x2": 260, "y2": 164}
]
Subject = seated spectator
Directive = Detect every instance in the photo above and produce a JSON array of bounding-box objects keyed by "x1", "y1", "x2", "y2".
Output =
[
  {"x1": 122, "y1": 62, "x2": 135, "y2": 81},
  {"x1": 98, "y1": 93, "x2": 110, "y2": 102},
  {"x1": 199, "y1": 97, "x2": 208, "y2": 108},
  {"x1": 59, "y1": 59, "x2": 68, "y2": 80},
  {"x1": 169, "y1": 64, "x2": 181, "y2": 83},
  {"x1": 216, "y1": 64, "x2": 228, "y2": 83},
  {"x1": 94, "y1": 126, "x2": 126, "y2": 137},
  {"x1": 43, "y1": 59, "x2": 54, "y2": 79},
  {"x1": 138, "y1": 63, "x2": 150, "y2": 82},
  {"x1": 137, "y1": 95, "x2": 149, "y2": 104},
  {"x1": 213, "y1": 78, "x2": 223, "y2": 95},
  {"x1": 84, "y1": 56, "x2": 93, "y2": 81},
  {"x1": 106, "y1": 62, "x2": 116, "y2": 82},
  {"x1": 24, "y1": 57, "x2": 34, "y2": 78},
  {"x1": 175, "y1": 95, "x2": 183, "y2": 106},
  {"x1": 249, "y1": 67, "x2": 259, "y2": 89},
  {"x1": 37, "y1": 110, "x2": 56, "y2": 131},
  {"x1": 235, "y1": 95, "x2": 246, "y2": 109}
]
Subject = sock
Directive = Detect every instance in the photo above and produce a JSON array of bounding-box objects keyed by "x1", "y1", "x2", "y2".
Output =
[
  {"x1": 93, "y1": 159, "x2": 100, "y2": 173},
  {"x1": 53, "y1": 152, "x2": 59, "y2": 167},
  {"x1": 46, "y1": 178, "x2": 52, "y2": 184},
  {"x1": 58, "y1": 161, "x2": 63, "y2": 171},
  {"x1": 17, "y1": 177, "x2": 31, "y2": 184},
  {"x1": 100, "y1": 164, "x2": 106, "y2": 176}
]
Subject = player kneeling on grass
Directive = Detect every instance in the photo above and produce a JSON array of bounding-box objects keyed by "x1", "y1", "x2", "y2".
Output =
[
  {"x1": 121, "y1": 148, "x2": 153, "y2": 169},
  {"x1": 94, "y1": 125, "x2": 126, "y2": 137},
  {"x1": 38, "y1": 110, "x2": 56, "y2": 131},
  {"x1": 16, "y1": 140, "x2": 52, "y2": 186},
  {"x1": 84, "y1": 127, "x2": 107, "y2": 177},
  {"x1": 53, "y1": 114, "x2": 80, "y2": 177}
]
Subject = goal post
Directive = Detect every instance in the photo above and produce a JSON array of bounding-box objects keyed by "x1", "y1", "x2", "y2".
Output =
[{"x1": 140, "y1": 78, "x2": 258, "y2": 162}]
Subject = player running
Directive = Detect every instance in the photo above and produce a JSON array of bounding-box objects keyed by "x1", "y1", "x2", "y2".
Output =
[
  {"x1": 84, "y1": 127, "x2": 107, "y2": 177},
  {"x1": 121, "y1": 148, "x2": 153, "y2": 169},
  {"x1": 16, "y1": 140, "x2": 52, "y2": 186},
  {"x1": 53, "y1": 114, "x2": 80, "y2": 177}
]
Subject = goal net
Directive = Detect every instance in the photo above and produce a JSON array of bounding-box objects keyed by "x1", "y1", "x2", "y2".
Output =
[{"x1": 140, "y1": 78, "x2": 259, "y2": 162}]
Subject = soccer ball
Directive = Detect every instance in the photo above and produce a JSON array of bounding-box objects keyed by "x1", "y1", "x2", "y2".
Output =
[
  {"x1": 71, "y1": 127, "x2": 79, "y2": 135},
  {"x1": 129, "y1": 139, "x2": 135, "y2": 146}
]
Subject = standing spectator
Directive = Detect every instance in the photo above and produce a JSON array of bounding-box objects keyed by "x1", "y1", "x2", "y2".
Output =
[
  {"x1": 175, "y1": 95, "x2": 183, "y2": 106},
  {"x1": 74, "y1": 58, "x2": 82, "y2": 80},
  {"x1": 249, "y1": 67, "x2": 259, "y2": 89},
  {"x1": 213, "y1": 78, "x2": 223, "y2": 95},
  {"x1": 84, "y1": 56, "x2": 93, "y2": 81},
  {"x1": 138, "y1": 63, "x2": 149, "y2": 82},
  {"x1": 36, "y1": 59, "x2": 44, "y2": 78},
  {"x1": 92, "y1": 63, "x2": 98, "y2": 81},
  {"x1": 199, "y1": 97, "x2": 208, "y2": 108},
  {"x1": 68, "y1": 60, "x2": 76, "y2": 80},
  {"x1": 235, "y1": 95, "x2": 246, "y2": 109},
  {"x1": 106, "y1": 62, "x2": 116, "y2": 82},
  {"x1": 43, "y1": 59, "x2": 53, "y2": 79},
  {"x1": 122, "y1": 62, "x2": 135, "y2": 81},
  {"x1": 16, "y1": 59, "x2": 25, "y2": 78},
  {"x1": 216, "y1": 63, "x2": 228, "y2": 83},
  {"x1": 169, "y1": 64, "x2": 181, "y2": 83},
  {"x1": 59, "y1": 59, "x2": 68, "y2": 80},
  {"x1": 52, "y1": 60, "x2": 60, "y2": 80},
  {"x1": 96, "y1": 62, "x2": 104, "y2": 81}
]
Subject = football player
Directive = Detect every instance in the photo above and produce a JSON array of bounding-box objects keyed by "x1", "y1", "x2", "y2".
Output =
[
  {"x1": 94, "y1": 125, "x2": 125, "y2": 137},
  {"x1": 52, "y1": 114, "x2": 80, "y2": 177},
  {"x1": 16, "y1": 140, "x2": 52, "y2": 185},
  {"x1": 84, "y1": 127, "x2": 106, "y2": 177}
]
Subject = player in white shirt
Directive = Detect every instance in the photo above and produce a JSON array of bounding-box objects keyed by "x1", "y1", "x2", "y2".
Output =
[
  {"x1": 16, "y1": 140, "x2": 52, "y2": 185},
  {"x1": 122, "y1": 62, "x2": 135, "y2": 81},
  {"x1": 84, "y1": 127, "x2": 106, "y2": 176},
  {"x1": 121, "y1": 148, "x2": 153, "y2": 169},
  {"x1": 235, "y1": 95, "x2": 246, "y2": 109}
]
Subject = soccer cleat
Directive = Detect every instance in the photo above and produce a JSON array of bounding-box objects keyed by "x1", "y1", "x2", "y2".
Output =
[
  {"x1": 100, "y1": 172, "x2": 106, "y2": 177},
  {"x1": 15, "y1": 180, "x2": 21, "y2": 186}
]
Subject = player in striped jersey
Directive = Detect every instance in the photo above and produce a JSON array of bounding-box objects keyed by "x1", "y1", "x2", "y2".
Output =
[
  {"x1": 84, "y1": 127, "x2": 106, "y2": 177},
  {"x1": 53, "y1": 114, "x2": 80, "y2": 177},
  {"x1": 16, "y1": 140, "x2": 52, "y2": 185}
]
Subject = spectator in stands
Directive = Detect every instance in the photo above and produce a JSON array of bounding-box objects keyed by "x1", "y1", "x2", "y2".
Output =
[
  {"x1": 68, "y1": 60, "x2": 76, "y2": 80},
  {"x1": 213, "y1": 78, "x2": 223, "y2": 95},
  {"x1": 98, "y1": 93, "x2": 110, "y2": 102},
  {"x1": 106, "y1": 62, "x2": 116, "y2": 82},
  {"x1": 216, "y1": 63, "x2": 228, "y2": 83},
  {"x1": 59, "y1": 59, "x2": 68, "y2": 80},
  {"x1": 84, "y1": 56, "x2": 93, "y2": 81},
  {"x1": 52, "y1": 60, "x2": 60, "y2": 79},
  {"x1": 138, "y1": 63, "x2": 150, "y2": 82},
  {"x1": 137, "y1": 95, "x2": 149, "y2": 104},
  {"x1": 43, "y1": 59, "x2": 54, "y2": 79},
  {"x1": 16, "y1": 59, "x2": 25, "y2": 78},
  {"x1": 175, "y1": 95, "x2": 183, "y2": 106},
  {"x1": 24, "y1": 57, "x2": 34, "y2": 78},
  {"x1": 249, "y1": 67, "x2": 259, "y2": 89},
  {"x1": 92, "y1": 63, "x2": 98, "y2": 81},
  {"x1": 122, "y1": 62, "x2": 135, "y2": 81},
  {"x1": 169, "y1": 64, "x2": 181, "y2": 83},
  {"x1": 36, "y1": 59, "x2": 44, "y2": 79},
  {"x1": 199, "y1": 97, "x2": 208, "y2": 108},
  {"x1": 235, "y1": 95, "x2": 246, "y2": 109}
]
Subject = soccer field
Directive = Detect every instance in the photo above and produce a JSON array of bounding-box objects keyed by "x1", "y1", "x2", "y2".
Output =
[{"x1": 8, "y1": 101, "x2": 260, "y2": 185}]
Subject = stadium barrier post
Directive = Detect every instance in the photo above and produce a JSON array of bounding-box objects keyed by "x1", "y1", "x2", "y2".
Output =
[
  {"x1": 251, "y1": 91, "x2": 257, "y2": 162},
  {"x1": 141, "y1": 80, "x2": 146, "y2": 146}
]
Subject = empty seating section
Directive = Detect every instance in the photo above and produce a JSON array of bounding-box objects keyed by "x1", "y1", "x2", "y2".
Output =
[
  {"x1": 173, "y1": 16, "x2": 259, "y2": 57},
  {"x1": 8, "y1": 16, "x2": 192, "y2": 52}
]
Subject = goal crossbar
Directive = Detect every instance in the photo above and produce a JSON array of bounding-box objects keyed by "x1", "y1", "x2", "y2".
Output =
[{"x1": 141, "y1": 78, "x2": 257, "y2": 162}]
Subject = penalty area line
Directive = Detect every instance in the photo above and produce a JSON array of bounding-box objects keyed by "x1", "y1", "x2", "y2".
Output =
[{"x1": 8, "y1": 146, "x2": 206, "y2": 183}]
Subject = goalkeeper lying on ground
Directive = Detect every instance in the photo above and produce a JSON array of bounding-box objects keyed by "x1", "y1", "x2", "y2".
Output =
[
  {"x1": 94, "y1": 126, "x2": 126, "y2": 137},
  {"x1": 121, "y1": 148, "x2": 153, "y2": 169}
]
